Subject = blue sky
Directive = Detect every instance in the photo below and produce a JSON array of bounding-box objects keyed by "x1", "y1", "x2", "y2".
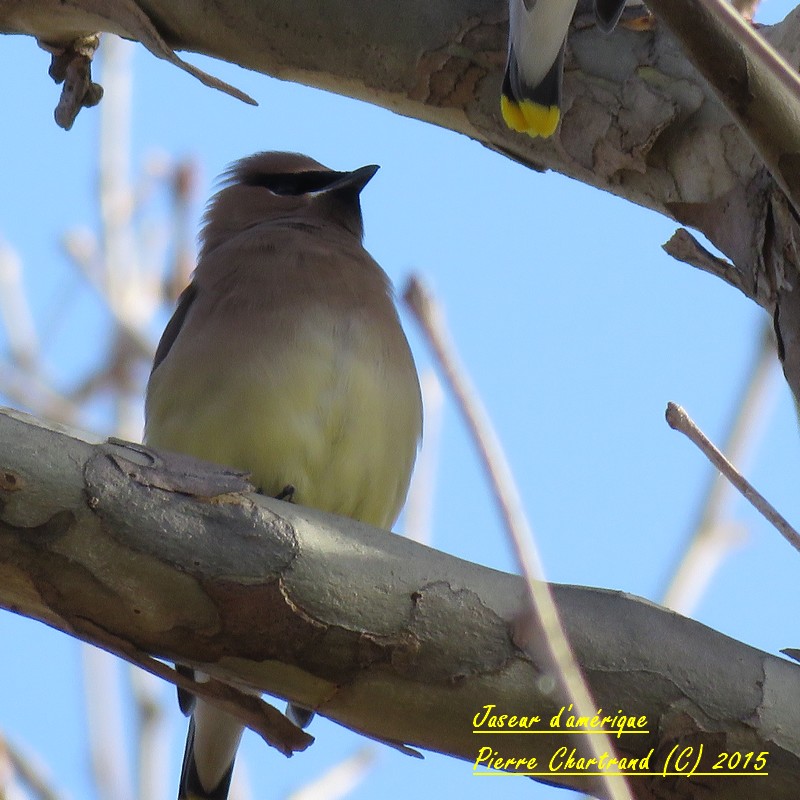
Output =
[{"x1": 1, "y1": 4, "x2": 798, "y2": 798}]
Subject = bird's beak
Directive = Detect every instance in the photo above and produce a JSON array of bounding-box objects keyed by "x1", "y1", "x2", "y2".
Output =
[{"x1": 326, "y1": 164, "x2": 380, "y2": 195}]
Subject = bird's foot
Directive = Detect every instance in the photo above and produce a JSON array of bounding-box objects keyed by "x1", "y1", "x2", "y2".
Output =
[
  {"x1": 275, "y1": 484, "x2": 296, "y2": 502},
  {"x1": 620, "y1": 10, "x2": 656, "y2": 31}
]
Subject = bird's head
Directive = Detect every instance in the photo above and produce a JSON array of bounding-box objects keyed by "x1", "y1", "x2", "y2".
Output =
[{"x1": 200, "y1": 151, "x2": 379, "y2": 256}]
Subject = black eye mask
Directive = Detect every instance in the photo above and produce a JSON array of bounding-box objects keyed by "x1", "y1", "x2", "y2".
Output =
[{"x1": 244, "y1": 170, "x2": 348, "y2": 196}]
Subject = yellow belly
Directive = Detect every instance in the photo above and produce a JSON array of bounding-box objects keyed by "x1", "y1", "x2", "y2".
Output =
[{"x1": 145, "y1": 311, "x2": 420, "y2": 530}]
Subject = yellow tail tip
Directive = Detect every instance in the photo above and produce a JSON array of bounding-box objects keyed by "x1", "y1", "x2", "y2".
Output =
[{"x1": 500, "y1": 96, "x2": 560, "y2": 139}]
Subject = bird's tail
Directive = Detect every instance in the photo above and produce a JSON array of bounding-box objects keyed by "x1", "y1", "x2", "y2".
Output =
[
  {"x1": 501, "y1": 41, "x2": 564, "y2": 138},
  {"x1": 178, "y1": 701, "x2": 244, "y2": 800}
]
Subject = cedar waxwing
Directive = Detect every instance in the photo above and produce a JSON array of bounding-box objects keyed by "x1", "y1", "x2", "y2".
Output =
[
  {"x1": 501, "y1": 0, "x2": 628, "y2": 137},
  {"x1": 144, "y1": 151, "x2": 423, "y2": 800}
]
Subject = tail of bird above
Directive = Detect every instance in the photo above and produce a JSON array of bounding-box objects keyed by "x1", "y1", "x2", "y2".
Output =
[
  {"x1": 178, "y1": 705, "x2": 243, "y2": 799},
  {"x1": 501, "y1": 39, "x2": 564, "y2": 138},
  {"x1": 501, "y1": 0, "x2": 628, "y2": 138}
]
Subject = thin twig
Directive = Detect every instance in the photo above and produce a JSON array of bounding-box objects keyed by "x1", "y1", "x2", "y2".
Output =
[
  {"x1": 0, "y1": 361, "x2": 84, "y2": 427},
  {"x1": 665, "y1": 402, "x2": 800, "y2": 552},
  {"x1": 229, "y1": 761, "x2": 254, "y2": 800},
  {"x1": 662, "y1": 323, "x2": 779, "y2": 612},
  {"x1": 167, "y1": 159, "x2": 199, "y2": 302},
  {"x1": 404, "y1": 275, "x2": 633, "y2": 800},
  {"x1": 403, "y1": 368, "x2": 444, "y2": 545},
  {"x1": 98, "y1": 35, "x2": 135, "y2": 310},
  {"x1": 0, "y1": 240, "x2": 39, "y2": 367},
  {"x1": 58, "y1": 35, "x2": 157, "y2": 370},
  {"x1": 129, "y1": 667, "x2": 169, "y2": 800},
  {"x1": 0, "y1": 734, "x2": 63, "y2": 800},
  {"x1": 82, "y1": 646, "x2": 134, "y2": 800},
  {"x1": 285, "y1": 747, "x2": 376, "y2": 800}
]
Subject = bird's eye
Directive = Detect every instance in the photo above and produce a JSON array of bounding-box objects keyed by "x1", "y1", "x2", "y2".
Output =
[{"x1": 244, "y1": 170, "x2": 340, "y2": 196}]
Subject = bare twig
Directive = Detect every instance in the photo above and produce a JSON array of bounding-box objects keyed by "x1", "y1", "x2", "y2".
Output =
[
  {"x1": 82, "y1": 647, "x2": 134, "y2": 800},
  {"x1": 0, "y1": 734, "x2": 63, "y2": 800},
  {"x1": 0, "y1": 361, "x2": 84, "y2": 426},
  {"x1": 285, "y1": 747, "x2": 376, "y2": 800},
  {"x1": 0, "y1": 241, "x2": 39, "y2": 368},
  {"x1": 404, "y1": 275, "x2": 634, "y2": 800},
  {"x1": 666, "y1": 401, "x2": 800, "y2": 552},
  {"x1": 129, "y1": 668, "x2": 169, "y2": 800},
  {"x1": 57, "y1": 35, "x2": 172, "y2": 379},
  {"x1": 662, "y1": 228, "x2": 749, "y2": 298},
  {"x1": 662, "y1": 323, "x2": 779, "y2": 612},
  {"x1": 167, "y1": 158, "x2": 199, "y2": 302},
  {"x1": 97, "y1": 35, "x2": 136, "y2": 317},
  {"x1": 403, "y1": 368, "x2": 444, "y2": 545},
  {"x1": 229, "y1": 763, "x2": 254, "y2": 800}
]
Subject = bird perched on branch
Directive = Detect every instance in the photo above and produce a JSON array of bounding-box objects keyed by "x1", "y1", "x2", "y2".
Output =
[
  {"x1": 501, "y1": 0, "x2": 628, "y2": 137},
  {"x1": 144, "y1": 151, "x2": 422, "y2": 800}
]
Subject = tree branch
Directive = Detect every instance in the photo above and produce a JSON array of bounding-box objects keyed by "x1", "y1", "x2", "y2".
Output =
[{"x1": 1, "y1": 407, "x2": 800, "y2": 798}]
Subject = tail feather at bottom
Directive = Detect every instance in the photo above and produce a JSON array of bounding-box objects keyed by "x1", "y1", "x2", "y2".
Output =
[
  {"x1": 178, "y1": 702, "x2": 244, "y2": 800},
  {"x1": 500, "y1": 40, "x2": 565, "y2": 138}
]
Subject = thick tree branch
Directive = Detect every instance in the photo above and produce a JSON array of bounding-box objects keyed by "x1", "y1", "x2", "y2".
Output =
[{"x1": 1, "y1": 406, "x2": 800, "y2": 799}]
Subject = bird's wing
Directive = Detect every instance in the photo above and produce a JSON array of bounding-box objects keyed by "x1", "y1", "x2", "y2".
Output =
[{"x1": 151, "y1": 281, "x2": 198, "y2": 374}]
